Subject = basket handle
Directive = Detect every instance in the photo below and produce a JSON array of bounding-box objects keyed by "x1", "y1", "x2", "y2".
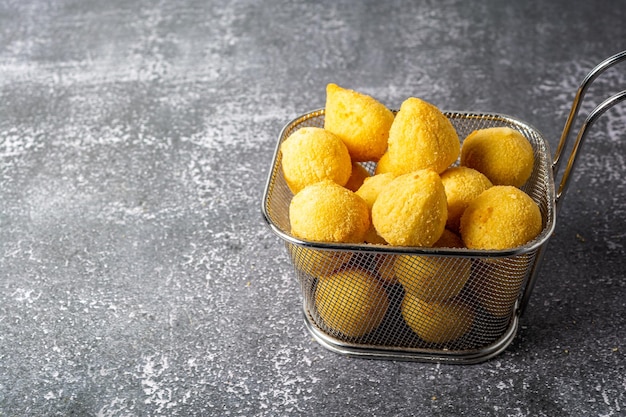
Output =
[
  {"x1": 554, "y1": 50, "x2": 626, "y2": 206},
  {"x1": 556, "y1": 90, "x2": 626, "y2": 204}
]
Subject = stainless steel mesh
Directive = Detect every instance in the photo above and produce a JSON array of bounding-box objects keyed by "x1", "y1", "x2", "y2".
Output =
[{"x1": 262, "y1": 109, "x2": 556, "y2": 363}]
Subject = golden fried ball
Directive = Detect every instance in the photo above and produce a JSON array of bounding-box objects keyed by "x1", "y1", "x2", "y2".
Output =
[
  {"x1": 460, "y1": 186, "x2": 543, "y2": 250},
  {"x1": 316, "y1": 267, "x2": 389, "y2": 338},
  {"x1": 355, "y1": 173, "x2": 396, "y2": 209},
  {"x1": 433, "y1": 228, "x2": 465, "y2": 248},
  {"x1": 373, "y1": 254, "x2": 397, "y2": 285},
  {"x1": 290, "y1": 180, "x2": 370, "y2": 244},
  {"x1": 288, "y1": 245, "x2": 352, "y2": 277},
  {"x1": 460, "y1": 126, "x2": 535, "y2": 187},
  {"x1": 401, "y1": 294, "x2": 474, "y2": 344},
  {"x1": 440, "y1": 166, "x2": 493, "y2": 233},
  {"x1": 470, "y1": 258, "x2": 529, "y2": 317},
  {"x1": 280, "y1": 127, "x2": 352, "y2": 194},
  {"x1": 394, "y1": 229, "x2": 470, "y2": 301},
  {"x1": 387, "y1": 97, "x2": 460, "y2": 175},
  {"x1": 374, "y1": 151, "x2": 394, "y2": 175},
  {"x1": 324, "y1": 83, "x2": 395, "y2": 162},
  {"x1": 343, "y1": 162, "x2": 372, "y2": 192},
  {"x1": 371, "y1": 170, "x2": 447, "y2": 247},
  {"x1": 355, "y1": 173, "x2": 396, "y2": 244},
  {"x1": 361, "y1": 228, "x2": 387, "y2": 245}
]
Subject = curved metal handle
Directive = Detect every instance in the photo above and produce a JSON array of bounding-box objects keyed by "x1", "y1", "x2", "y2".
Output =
[
  {"x1": 553, "y1": 50, "x2": 626, "y2": 171},
  {"x1": 554, "y1": 50, "x2": 626, "y2": 208},
  {"x1": 556, "y1": 90, "x2": 626, "y2": 205}
]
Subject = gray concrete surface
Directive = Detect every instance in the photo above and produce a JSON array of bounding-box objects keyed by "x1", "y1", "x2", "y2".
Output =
[{"x1": 0, "y1": 0, "x2": 625, "y2": 416}]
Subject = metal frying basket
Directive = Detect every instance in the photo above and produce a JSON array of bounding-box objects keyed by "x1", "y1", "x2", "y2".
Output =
[{"x1": 261, "y1": 51, "x2": 626, "y2": 363}]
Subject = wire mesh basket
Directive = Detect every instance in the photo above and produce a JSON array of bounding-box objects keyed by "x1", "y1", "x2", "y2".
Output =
[{"x1": 262, "y1": 51, "x2": 626, "y2": 363}]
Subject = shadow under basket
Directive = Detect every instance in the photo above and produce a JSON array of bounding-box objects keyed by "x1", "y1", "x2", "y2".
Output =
[{"x1": 261, "y1": 51, "x2": 626, "y2": 363}]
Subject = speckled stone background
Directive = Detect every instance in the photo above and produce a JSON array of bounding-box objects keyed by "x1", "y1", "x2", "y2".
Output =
[{"x1": 1, "y1": 1, "x2": 625, "y2": 416}]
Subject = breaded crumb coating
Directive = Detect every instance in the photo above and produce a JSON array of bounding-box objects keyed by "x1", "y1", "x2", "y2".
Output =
[
  {"x1": 289, "y1": 180, "x2": 370, "y2": 244},
  {"x1": 280, "y1": 127, "x2": 352, "y2": 194},
  {"x1": 372, "y1": 169, "x2": 447, "y2": 247},
  {"x1": 460, "y1": 185, "x2": 542, "y2": 250},
  {"x1": 461, "y1": 126, "x2": 534, "y2": 187},
  {"x1": 440, "y1": 166, "x2": 493, "y2": 233},
  {"x1": 387, "y1": 97, "x2": 460, "y2": 175},
  {"x1": 324, "y1": 83, "x2": 394, "y2": 162}
]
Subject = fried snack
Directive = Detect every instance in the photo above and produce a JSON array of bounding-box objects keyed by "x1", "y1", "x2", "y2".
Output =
[
  {"x1": 460, "y1": 126, "x2": 535, "y2": 187},
  {"x1": 288, "y1": 245, "x2": 352, "y2": 277},
  {"x1": 440, "y1": 166, "x2": 493, "y2": 233},
  {"x1": 373, "y1": 254, "x2": 397, "y2": 285},
  {"x1": 394, "y1": 229, "x2": 470, "y2": 301},
  {"x1": 374, "y1": 151, "x2": 394, "y2": 175},
  {"x1": 386, "y1": 97, "x2": 460, "y2": 175},
  {"x1": 289, "y1": 180, "x2": 370, "y2": 244},
  {"x1": 401, "y1": 294, "x2": 474, "y2": 344},
  {"x1": 460, "y1": 186, "x2": 542, "y2": 250},
  {"x1": 470, "y1": 258, "x2": 529, "y2": 317},
  {"x1": 324, "y1": 83, "x2": 395, "y2": 162},
  {"x1": 280, "y1": 127, "x2": 352, "y2": 194},
  {"x1": 355, "y1": 173, "x2": 396, "y2": 244},
  {"x1": 344, "y1": 162, "x2": 371, "y2": 192},
  {"x1": 433, "y1": 228, "x2": 465, "y2": 248},
  {"x1": 356, "y1": 172, "x2": 396, "y2": 208},
  {"x1": 316, "y1": 267, "x2": 389, "y2": 338},
  {"x1": 361, "y1": 227, "x2": 386, "y2": 245},
  {"x1": 371, "y1": 169, "x2": 447, "y2": 247}
]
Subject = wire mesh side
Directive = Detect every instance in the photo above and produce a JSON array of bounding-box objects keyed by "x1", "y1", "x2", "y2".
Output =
[{"x1": 288, "y1": 242, "x2": 539, "y2": 353}]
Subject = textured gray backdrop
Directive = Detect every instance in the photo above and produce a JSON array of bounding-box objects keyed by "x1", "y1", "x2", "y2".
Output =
[{"x1": 1, "y1": 0, "x2": 625, "y2": 416}]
